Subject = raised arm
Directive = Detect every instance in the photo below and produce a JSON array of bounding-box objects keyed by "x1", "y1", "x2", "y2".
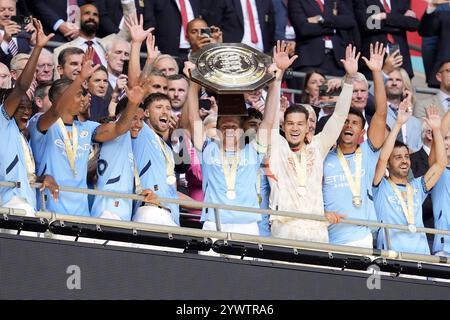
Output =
[
  {"x1": 184, "y1": 62, "x2": 206, "y2": 150},
  {"x1": 93, "y1": 84, "x2": 145, "y2": 143},
  {"x1": 363, "y1": 42, "x2": 388, "y2": 149},
  {"x1": 125, "y1": 14, "x2": 153, "y2": 87},
  {"x1": 423, "y1": 105, "x2": 447, "y2": 191},
  {"x1": 38, "y1": 48, "x2": 100, "y2": 132},
  {"x1": 4, "y1": 19, "x2": 53, "y2": 117},
  {"x1": 373, "y1": 94, "x2": 412, "y2": 186},
  {"x1": 257, "y1": 41, "x2": 298, "y2": 149},
  {"x1": 319, "y1": 44, "x2": 358, "y2": 156}
]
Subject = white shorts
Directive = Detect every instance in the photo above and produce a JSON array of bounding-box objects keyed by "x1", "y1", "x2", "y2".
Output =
[
  {"x1": 341, "y1": 232, "x2": 374, "y2": 249},
  {"x1": 1, "y1": 196, "x2": 37, "y2": 237},
  {"x1": 202, "y1": 221, "x2": 260, "y2": 236},
  {"x1": 132, "y1": 205, "x2": 177, "y2": 227},
  {"x1": 98, "y1": 210, "x2": 123, "y2": 221}
]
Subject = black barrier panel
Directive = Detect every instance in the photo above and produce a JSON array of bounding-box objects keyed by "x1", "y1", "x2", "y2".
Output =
[
  {"x1": 0, "y1": 215, "x2": 48, "y2": 233},
  {"x1": 213, "y1": 240, "x2": 373, "y2": 271},
  {"x1": 0, "y1": 233, "x2": 449, "y2": 299},
  {"x1": 48, "y1": 221, "x2": 212, "y2": 251},
  {"x1": 373, "y1": 257, "x2": 450, "y2": 279}
]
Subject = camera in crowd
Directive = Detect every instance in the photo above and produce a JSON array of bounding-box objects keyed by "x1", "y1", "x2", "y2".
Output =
[
  {"x1": 10, "y1": 15, "x2": 33, "y2": 39},
  {"x1": 319, "y1": 84, "x2": 341, "y2": 97}
]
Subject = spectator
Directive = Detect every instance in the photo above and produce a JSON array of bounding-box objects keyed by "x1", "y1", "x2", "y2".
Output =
[
  {"x1": 143, "y1": 0, "x2": 200, "y2": 61},
  {"x1": 36, "y1": 48, "x2": 54, "y2": 83},
  {"x1": 153, "y1": 54, "x2": 179, "y2": 76},
  {"x1": 418, "y1": 0, "x2": 450, "y2": 88},
  {"x1": 53, "y1": 1, "x2": 107, "y2": 75},
  {"x1": 56, "y1": 47, "x2": 84, "y2": 80},
  {"x1": 32, "y1": 81, "x2": 52, "y2": 116},
  {"x1": 9, "y1": 53, "x2": 29, "y2": 82},
  {"x1": 288, "y1": 0, "x2": 356, "y2": 76},
  {"x1": 86, "y1": 64, "x2": 108, "y2": 98},
  {"x1": 0, "y1": 61, "x2": 10, "y2": 88},
  {"x1": 186, "y1": 18, "x2": 222, "y2": 57},
  {"x1": 104, "y1": 36, "x2": 129, "y2": 104},
  {"x1": 217, "y1": 0, "x2": 275, "y2": 53},
  {"x1": 355, "y1": 0, "x2": 419, "y2": 79},
  {"x1": 385, "y1": 68, "x2": 422, "y2": 152},
  {"x1": 372, "y1": 102, "x2": 445, "y2": 255},
  {"x1": 415, "y1": 60, "x2": 450, "y2": 119},
  {"x1": 27, "y1": 0, "x2": 81, "y2": 42},
  {"x1": 144, "y1": 70, "x2": 168, "y2": 95},
  {"x1": 0, "y1": 0, "x2": 35, "y2": 66},
  {"x1": 167, "y1": 74, "x2": 188, "y2": 117}
]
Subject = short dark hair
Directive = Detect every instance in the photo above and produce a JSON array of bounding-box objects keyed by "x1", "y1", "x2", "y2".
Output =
[
  {"x1": 300, "y1": 69, "x2": 326, "y2": 104},
  {"x1": 393, "y1": 139, "x2": 409, "y2": 152},
  {"x1": 143, "y1": 92, "x2": 171, "y2": 109},
  {"x1": 49, "y1": 78, "x2": 73, "y2": 103},
  {"x1": 34, "y1": 81, "x2": 52, "y2": 100},
  {"x1": 58, "y1": 47, "x2": 84, "y2": 67},
  {"x1": 284, "y1": 104, "x2": 309, "y2": 122},
  {"x1": 114, "y1": 97, "x2": 146, "y2": 116},
  {"x1": 348, "y1": 107, "x2": 366, "y2": 128},
  {"x1": 167, "y1": 74, "x2": 189, "y2": 83},
  {"x1": 244, "y1": 107, "x2": 263, "y2": 122}
]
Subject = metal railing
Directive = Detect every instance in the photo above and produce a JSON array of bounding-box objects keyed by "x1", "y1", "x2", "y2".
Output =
[{"x1": 1, "y1": 180, "x2": 449, "y2": 267}]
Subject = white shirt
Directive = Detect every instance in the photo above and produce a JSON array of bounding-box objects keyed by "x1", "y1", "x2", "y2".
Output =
[
  {"x1": 438, "y1": 90, "x2": 450, "y2": 113},
  {"x1": 108, "y1": 73, "x2": 118, "y2": 91},
  {"x1": 380, "y1": 0, "x2": 391, "y2": 10},
  {"x1": 422, "y1": 144, "x2": 431, "y2": 156},
  {"x1": 71, "y1": 36, "x2": 108, "y2": 67},
  {"x1": 240, "y1": 0, "x2": 264, "y2": 52},
  {"x1": 0, "y1": 30, "x2": 18, "y2": 55},
  {"x1": 175, "y1": 0, "x2": 195, "y2": 49}
]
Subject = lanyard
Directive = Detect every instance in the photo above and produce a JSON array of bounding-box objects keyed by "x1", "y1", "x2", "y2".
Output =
[
  {"x1": 221, "y1": 148, "x2": 240, "y2": 200},
  {"x1": 19, "y1": 133, "x2": 36, "y2": 183},
  {"x1": 57, "y1": 118, "x2": 78, "y2": 176},
  {"x1": 155, "y1": 132, "x2": 176, "y2": 185},
  {"x1": 337, "y1": 146, "x2": 362, "y2": 207},
  {"x1": 388, "y1": 179, "x2": 415, "y2": 227}
]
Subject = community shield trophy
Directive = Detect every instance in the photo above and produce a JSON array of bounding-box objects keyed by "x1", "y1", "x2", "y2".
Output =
[{"x1": 189, "y1": 43, "x2": 274, "y2": 115}]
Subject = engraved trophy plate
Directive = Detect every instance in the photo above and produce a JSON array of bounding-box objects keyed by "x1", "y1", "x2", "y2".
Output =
[{"x1": 189, "y1": 43, "x2": 274, "y2": 95}]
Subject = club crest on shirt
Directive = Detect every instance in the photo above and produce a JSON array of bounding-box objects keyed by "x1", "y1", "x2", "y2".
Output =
[{"x1": 80, "y1": 130, "x2": 89, "y2": 138}]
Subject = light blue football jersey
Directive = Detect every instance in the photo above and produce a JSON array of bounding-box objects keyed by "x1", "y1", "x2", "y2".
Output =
[
  {"x1": 0, "y1": 105, "x2": 36, "y2": 208},
  {"x1": 431, "y1": 168, "x2": 450, "y2": 254},
  {"x1": 323, "y1": 140, "x2": 379, "y2": 245},
  {"x1": 373, "y1": 177, "x2": 430, "y2": 255}
]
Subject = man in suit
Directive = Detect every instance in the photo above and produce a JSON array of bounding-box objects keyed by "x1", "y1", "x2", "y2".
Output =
[
  {"x1": 410, "y1": 122, "x2": 434, "y2": 232},
  {"x1": 419, "y1": 2, "x2": 450, "y2": 88},
  {"x1": 415, "y1": 60, "x2": 450, "y2": 119},
  {"x1": 354, "y1": 0, "x2": 419, "y2": 79},
  {"x1": 0, "y1": 0, "x2": 34, "y2": 67},
  {"x1": 213, "y1": 0, "x2": 275, "y2": 53},
  {"x1": 288, "y1": 0, "x2": 356, "y2": 77},
  {"x1": 95, "y1": 0, "x2": 142, "y2": 38},
  {"x1": 142, "y1": 0, "x2": 203, "y2": 60},
  {"x1": 26, "y1": 0, "x2": 85, "y2": 43},
  {"x1": 53, "y1": 2, "x2": 107, "y2": 79},
  {"x1": 385, "y1": 68, "x2": 422, "y2": 153}
]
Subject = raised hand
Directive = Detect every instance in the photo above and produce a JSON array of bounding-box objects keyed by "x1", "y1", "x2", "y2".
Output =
[
  {"x1": 340, "y1": 44, "x2": 360, "y2": 77},
  {"x1": 125, "y1": 14, "x2": 153, "y2": 44},
  {"x1": 362, "y1": 42, "x2": 386, "y2": 72},
  {"x1": 125, "y1": 84, "x2": 146, "y2": 105},
  {"x1": 146, "y1": 32, "x2": 160, "y2": 63},
  {"x1": 272, "y1": 40, "x2": 298, "y2": 72},
  {"x1": 80, "y1": 47, "x2": 101, "y2": 79},
  {"x1": 383, "y1": 49, "x2": 403, "y2": 74},
  {"x1": 33, "y1": 18, "x2": 54, "y2": 48},
  {"x1": 423, "y1": 104, "x2": 442, "y2": 131},
  {"x1": 397, "y1": 91, "x2": 413, "y2": 125}
]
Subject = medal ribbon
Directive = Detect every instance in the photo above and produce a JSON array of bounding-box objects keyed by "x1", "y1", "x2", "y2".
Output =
[
  {"x1": 337, "y1": 146, "x2": 362, "y2": 202},
  {"x1": 19, "y1": 133, "x2": 36, "y2": 182},
  {"x1": 155, "y1": 132, "x2": 175, "y2": 181},
  {"x1": 57, "y1": 118, "x2": 78, "y2": 176},
  {"x1": 133, "y1": 159, "x2": 142, "y2": 194},
  {"x1": 388, "y1": 179, "x2": 415, "y2": 226},
  {"x1": 221, "y1": 148, "x2": 240, "y2": 193}
]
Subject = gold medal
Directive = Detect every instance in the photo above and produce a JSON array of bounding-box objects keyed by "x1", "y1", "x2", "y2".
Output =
[
  {"x1": 408, "y1": 224, "x2": 417, "y2": 233},
  {"x1": 352, "y1": 196, "x2": 362, "y2": 208},
  {"x1": 166, "y1": 175, "x2": 176, "y2": 186},
  {"x1": 226, "y1": 190, "x2": 236, "y2": 200}
]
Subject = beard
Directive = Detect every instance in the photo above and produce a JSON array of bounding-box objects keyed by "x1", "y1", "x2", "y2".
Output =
[
  {"x1": 80, "y1": 20, "x2": 98, "y2": 36},
  {"x1": 387, "y1": 90, "x2": 402, "y2": 102}
]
